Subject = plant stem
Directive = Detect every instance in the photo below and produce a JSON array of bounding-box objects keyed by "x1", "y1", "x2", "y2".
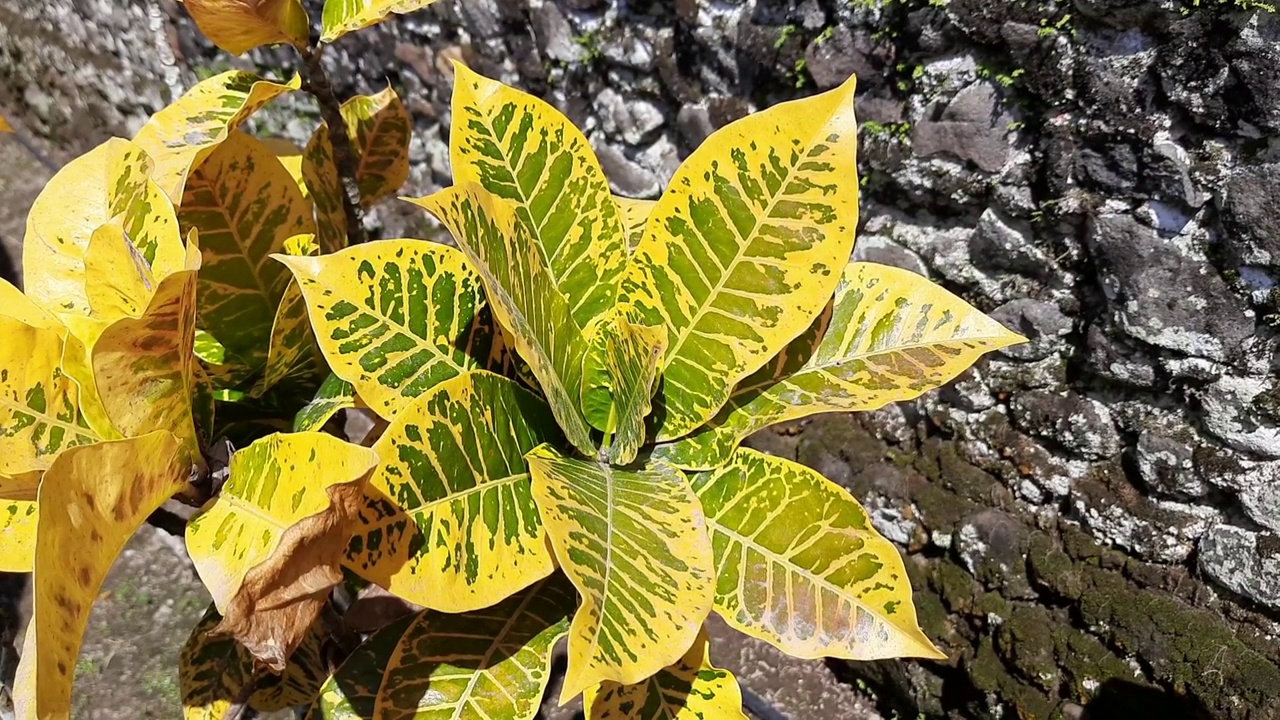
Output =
[{"x1": 297, "y1": 44, "x2": 369, "y2": 246}]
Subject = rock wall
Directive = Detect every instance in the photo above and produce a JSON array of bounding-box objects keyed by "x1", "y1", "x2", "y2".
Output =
[{"x1": 5, "y1": 0, "x2": 1280, "y2": 718}]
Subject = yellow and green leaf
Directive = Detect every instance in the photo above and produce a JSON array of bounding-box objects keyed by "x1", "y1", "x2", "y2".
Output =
[
  {"x1": 23, "y1": 138, "x2": 183, "y2": 319},
  {"x1": 180, "y1": 603, "x2": 329, "y2": 720},
  {"x1": 13, "y1": 431, "x2": 188, "y2": 720},
  {"x1": 320, "y1": 0, "x2": 444, "y2": 43},
  {"x1": 276, "y1": 239, "x2": 499, "y2": 420},
  {"x1": 306, "y1": 574, "x2": 575, "y2": 720},
  {"x1": 614, "y1": 196, "x2": 655, "y2": 252},
  {"x1": 182, "y1": 131, "x2": 317, "y2": 371},
  {"x1": 690, "y1": 448, "x2": 944, "y2": 660},
  {"x1": 621, "y1": 76, "x2": 860, "y2": 441},
  {"x1": 254, "y1": 235, "x2": 327, "y2": 397},
  {"x1": 264, "y1": 137, "x2": 308, "y2": 198},
  {"x1": 584, "y1": 626, "x2": 748, "y2": 720},
  {"x1": 303, "y1": 123, "x2": 348, "y2": 254},
  {"x1": 0, "y1": 499, "x2": 38, "y2": 573},
  {"x1": 342, "y1": 87, "x2": 412, "y2": 206},
  {"x1": 133, "y1": 70, "x2": 300, "y2": 200},
  {"x1": 184, "y1": 0, "x2": 309, "y2": 55},
  {"x1": 185, "y1": 432, "x2": 379, "y2": 613},
  {"x1": 526, "y1": 444, "x2": 715, "y2": 701},
  {"x1": 451, "y1": 63, "x2": 627, "y2": 330},
  {"x1": 580, "y1": 309, "x2": 666, "y2": 465},
  {"x1": 293, "y1": 373, "x2": 356, "y2": 432},
  {"x1": 656, "y1": 262, "x2": 1026, "y2": 469},
  {"x1": 83, "y1": 215, "x2": 163, "y2": 322},
  {"x1": 409, "y1": 185, "x2": 595, "y2": 454},
  {"x1": 345, "y1": 370, "x2": 560, "y2": 612}
]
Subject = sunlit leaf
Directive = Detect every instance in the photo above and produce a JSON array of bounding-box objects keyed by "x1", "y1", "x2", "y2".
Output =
[
  {"x1": 293, "y1": 373, "x2": 355, "y2": 432},
  {"x1": 656, "y1": 262, "x2": 1026, "y2": 469},
  {"x1": 452, "y1": 63, "x2": 627, "y2": 331},
  {"x1": 277, "y1": 239, "x2": 500, "y2": 420},
  {"x1": 614, "y1": 196, "x2": 655, "y2": 252},
  {"x1": 180, "y1": 603, "x2": 329, "y2": 719},
  {"x1": 409, "y1": 185, "x2": 596, "y2": 455},
  {"x1": 133, "y1": 70, "x2": 300, "y2": 200},
  {"x1": 346, "y1": 370, "x2": 559, "y2": 612},
  {"x1": 264, "y1": 137, "x2": 308, "y2": 198},
  {"x1": 13, "y1": 431, "x2": 187, "y2": 720},
  {"x1": 254, "y1": 235, "x2": 326, "y2": 397},
  {"x1": 307, "y1": 575, "x2": 574, "y2": 720},
  {"x1": 342, "y1": 87, "x2": 411, "y2": 206},
  {"x1": 621, "y1": 76, "x2": 860, "y2": 441},
  {"x1": 83, "y1": 215, "x2": 158, "y2": 322},
  {"x1": 320, "y1": 0, "x2": 444, "y2": 42},
  {"x1": 182, "y1": 131, "x2": 316, "y2": 372},
  {"x1": 302, "y1": 123, "x2": 348, "y2": 254},
  {"x1": 526, "y1": 445, "x2": 715, "y2": 701},
  {"x1": 689, "y1": 448, "x2": 944, "y2": 660},
  {"x1": 0, "y1": 499, "x2": 38, "y2": 573},
  {"x1": 584, "y1": 626, "x2": 748, "y2": 720},
  {"x1": 580, "y1": 309, "x2": 666, "y2": 465},
  {"x1": 0, "y1": 115, "x2": 12, "y2": 133},
  {"x1": 184, "y1": 0, "x2": 309, "y2": 55}
]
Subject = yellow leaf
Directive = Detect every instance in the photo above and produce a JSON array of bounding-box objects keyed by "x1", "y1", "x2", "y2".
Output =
[
  {"x1": 182, "y1": 131, "x2": 317, "y2": 371},
  {"x1": 302, "y1": 123, "x2": 348, "y2": 254},
  {"x1": 584, "y1": 627, "x2": 748, "y2": 720},
  {"x1": 263, "y1": 137, "x2": 309, "y2": 199},
  {"x1": 320, "y1": 0, "x2": 444, "y2": 42},
  {"x1": 0, "y1": 278, "x2": 62, "y2": 332},
  {"x1": 690, "y1": 449, "x2": 944, "y2": 661},
  {"x1": 292, "y1": 373, "x2": 355, "y2": 432},
  {"x1": 92, "y1": 246, "x2": 202, "y2": 461},
  {"x1": 613, "y1": 196, "x2": 655, "y2": 252},
  {"x1": 84, "y1": 216, "x2": 157, "y2": 321},
  {"x1": 0, "y1": 471, "x2": 40, "y2": 500},
  {"x1": 276, "y1": 239, "x2": 500, "y2": 420},
  {"x1": 409, "y1": 185, "x2": 596, "y2": 455},
  {"x1": 451, "y1": 63, "x2": 628, "y2": 330},
  {"x1": 254, "y1": 236, "x2": 326, "y2": 397},
  {"x1": 345, "y1": 370, "x2": 560, "y2": 612},
  {"x1": 184, "y1": 0, "x2": 310, "y2": 55},
  {"x1": 656, "y1": 262, "x2": 1026, "y2": 469},
  {"x1": 0, "y1": 499, "x2": 38, "y2": 573},
  {"x1": 580, "y1": 309, "x2": 666, "y2": 465},
  {"x1": 526, "y1": 445, "x2": 715, "y2": 701},
  {"x1": 0, "y1": 115, "x2": 13, "y2": 133},
  {"x1": 13, "y1": 431, "x2": 188, "y2": 720},
  {"x1": 342, "y1": 87, "x2": 411, "y2": 206},
  {"x1": 621, "y1": 76, "x2": 860, "y2": 441},
  {"x1": 23, "y1": 138, "x2": 183, "y2": 320},
  {"x1": 133, "y1": 70, "x2": 300, "y2": 200}
]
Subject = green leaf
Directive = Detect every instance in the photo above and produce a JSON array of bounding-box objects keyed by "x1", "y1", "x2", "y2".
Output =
[
  {"x1": 184, "y1": 0, "x2": 309, "y2": 55},
  {"x1": 621, "y1": 76, "x2": 861, "y2": 441},
  {"x1": 293, "y1": 373, "x2": 356, "y2": 432},
  {"x1": 133, "y1": 70, "x2": 300, "y2": 200},
  {"x1": 303, "y1": 122, "x2": 349, "y2": 254},
  {"x1": 276, "y1": 239, "x2": 501, "y2": 420},
  {"x1": 451, "y1": 63, "x2": 628, "y2": 330},
  {"x1": 179, "y1": 603, "x2": 328, "y2": 719},
  {"x1": 182, "y1": 131, "x2": 317, "y2": 372},
  {"x1": 345, "y1": 370, "x2": 560, "y2": 612},
  {"x1": 409, "y1": 185, "x2": 596, "y2": 455},
  {"x1": 584, "y1": 626, "x2": 748, "y2": 720},
  {"x1": 689, "y1": 448, "x2": 944, "y2": 660},
  {"x1": 656, "y1": 262, "x2": 1026, "y2": 469},
  {"x1": 580, "y1": 309, "x2": 667, "y2": 465},
  {"x1": 526, "y1": 445, "x2": 715, "y2": 701},
  {"x1": 342, "y1": 87, "x2": 412, "y2": 206},
  {"x1": 307, "y1": 575, "x2": 575, "y2": 720}
]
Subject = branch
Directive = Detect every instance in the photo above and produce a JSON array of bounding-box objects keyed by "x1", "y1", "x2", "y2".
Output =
[{"x1": 297, "y1": 45, "x2": 369, "y2": 247}]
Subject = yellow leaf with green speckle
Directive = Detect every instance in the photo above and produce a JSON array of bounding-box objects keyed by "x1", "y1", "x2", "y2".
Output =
[
  {"x1": 580, "y1": 309, "x2": 666, "y2": 465},
  {"x1": 614, "y1": 196, "x2": 655, "y2": 252},
  {"x1": 292, "y1": 373, "x2": 356, "y2": 432},
  {"x1": 343, "y1": 87, "x2": 411, "y2": 206},
  {"x1": 185, "y1": 0, "x2": 309, "y2": 55},
  {"x1": 0, "y1": 499, "x2": 38, "y2": 573},
  {"x1": 320, "y1": 0, "x2": 444, "y2": 42},
  {"x1": 302, "y1": 123, "x2": 348, "y2": 254}
]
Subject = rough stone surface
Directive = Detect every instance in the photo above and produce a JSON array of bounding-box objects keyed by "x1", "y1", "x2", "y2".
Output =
[{"x1": 4, "y1": 0, "x2": 1280, "y2": 718}]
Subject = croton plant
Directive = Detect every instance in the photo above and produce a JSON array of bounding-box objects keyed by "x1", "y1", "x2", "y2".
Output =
[{"x1": 0, "y1": 0, "x2": 1023, "y2": 717}]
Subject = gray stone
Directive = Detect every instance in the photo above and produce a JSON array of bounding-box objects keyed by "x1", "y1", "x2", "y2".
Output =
[
  {"x1": 593, "y1": 141, "x2": 662, "y2": 197},
  {"x1": 1134, "y1": 413, "x2": 1206, "y2": 498},
  {"x1": 675, "y1": 103, "x2": 714, "y2": 147},
  {"x1": 533, "y1": 3, "x2": 583, "y2": 64},
  {"x1": 1223, "y1": 162, "x2": 1280, "y2": 267},
  {"x1": 1199, "y1": 524, "x2": 1280, "y2": 609},
  {"x1": 597, "y1": 87, "x2": 664, "y2": 145},
  {"x1": 989, "y1": 299, "x2": 1072, "y2": 361},
  {"x1": 1199, "y1": 375, "x2": 1280, "y2": 459},
  {"x1": 803, "y1": 26, "x2": 863, "y2": 90},
  {"x1": 1009, "y1": 390, "x2": 1121, "y2": 459},
  {"x1": 911, "y1": 82, "x2": 1012, "y2": 173}
]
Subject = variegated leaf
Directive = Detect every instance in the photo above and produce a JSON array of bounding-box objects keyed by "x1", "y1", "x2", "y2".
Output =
[
  {"x1": 186, "y1": 432, "x2": 379, "y2": 614},
  {"x1": 0, "y1": 499, "x2": 38, "y2": 573},
  {"x1": 84, "y1": 215, "x2": 157, "y2": 321},
  {"x1": 622, "y1": 76, "x2": 860, "y2": 441},
  {"x1": 180, "y1": 603, "x2": 328, "y2": 719},
  {"x1": 92, "y1": 246, "x2": 202, "y2": 460},
  {"x1": 293, "y1": 373, "x2": 356, "y2": 432},
  {"x1": 409, "y1": 185, "x2": 596, "y2": 454},
  {"x1": 133, "y1": 70, "x2": 300, "y2": 200},
  {"x1": 690, "y1": 448, "x2": 944, "y2": 660},
  {"x1": 346, "y1": 370, "x2": 559, "y2": 612},
  {"x1": 584, "y1": 627, "x2": 748, "y2": 720},
  {"x1": 14, "y1": 431, "x2": 187, "y2": 720},
  {"x1": 320, "y1": 0, "x2": 444, "y2": 42},
  {"x1": 277, "y1": 239, "x2": 499, "y2": 420},
  {"x1": 581, "y1": 309, "x2": 666, "y2": 465},
  {"x1": 342, "y1": 87, "x2": 411, "y2": 206},
  {"x1": 23, "y1": 138, "x2": 184, "y2": 319},
  {"x1": 264, "y1": 137, "x2": 308, "y2": 198},
  {"x1": 452, "y1": 63, "x2": 627, "y2": 330},
  {"x1": 526, "y1": 444, "x2": 715, "y2": 701},
  {"x1": 614, "y1": 196, "x2": 655, "y2": 252},
  {"x1": 303, "y1": 123, "x2": 348, "y2": 254},
  {"x1": 182, "y1": 130, "x2": 316, "y2": 371},
  {"x1": 184, "y1": 0, "x2": 309, "y2": 55},
  {"x1": 656, "y1": 262, "x2": 1026, "y2": 469},
  {"x1": 306, "y1": 575, "x2": 574, "y2": 720},
  {"x1": 254, "y1": 235, "x2": 326, "y2": 397}
]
